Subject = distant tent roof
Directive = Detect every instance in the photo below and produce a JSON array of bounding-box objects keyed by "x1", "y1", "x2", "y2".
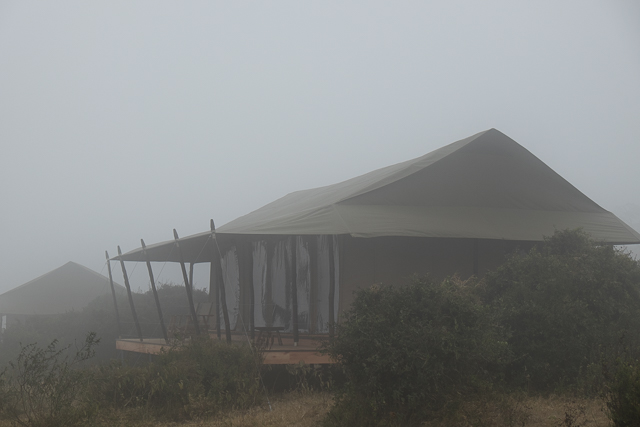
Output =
[
  {"x1": 0, "y1": 262, "x2": 124, "y2": 316},
  {"x1": 116, "y1": 128, "x2": 640, "y2": 263}
]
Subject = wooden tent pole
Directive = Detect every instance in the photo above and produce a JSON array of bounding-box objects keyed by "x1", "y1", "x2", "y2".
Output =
[
  {"x1": 189, "y1": 263, "x2": 194, "y2": 291},
  {"x1": 307, "y1": 236, "x2": 318, "y2": 334},
  {"x1": 117, "y1": 246, "x2": 143, "y2": 342},
  {"x1": 173, "y1": 229, "x2": 201, "y2": 335},
  {"x1": 211, "y1": 220, "x2": 232, "y2": 343},
  {"x1": 209, "y1": 254, "x2": 221, "y2": 339},
  {"x1": 264, "y1": 238, "x2": 273, "y2": 327},
  {"x1": 141, "y1": 239, "x2": 169, "y2": 344},
  {"x1": 246, "y1": 239, "x2": 255, "y2": 341},
  {"x1": 328, "y1": 235, "x2": 336, "y2": 338},
  {"x1": 291, "y1": 236, "x2": 299, "y2": 346},
  {"x1": 105, "y1": 251, "x2": 122, "y2": 339}
]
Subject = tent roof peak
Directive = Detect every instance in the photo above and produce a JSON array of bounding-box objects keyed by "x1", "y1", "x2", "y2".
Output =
[{"x1": 114, "y1": 129, "x2": 640, "y2": 263}]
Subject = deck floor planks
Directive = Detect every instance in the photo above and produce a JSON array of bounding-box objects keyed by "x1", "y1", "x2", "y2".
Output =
[{"x1": 115, "y1": 333, "x2": 333, "y2": 364}]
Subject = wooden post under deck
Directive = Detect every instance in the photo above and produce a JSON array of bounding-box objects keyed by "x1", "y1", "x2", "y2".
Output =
[
  {"x1": 291, "y1": 236, "x2": 299, "y2": 345},
  {"x1": 211, "y1": 220, "x2": 232, "y2": 343},
  {"x1": 173, "y1": 229, "x2": 200, "y2": 335},
  {"x1": 117, "y1": 246, "x2": 143, "y2": 342},
  {"x1": 105, "y1": 251, "x2": 122, "y2": 339},
  {"x1": 141, "y1": 239, "x2": 169, "y2": 344}
]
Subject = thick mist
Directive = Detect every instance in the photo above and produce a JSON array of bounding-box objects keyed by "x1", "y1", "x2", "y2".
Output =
[{"x1": 1, "y1": 1, "x2": 639, "y2": 293}]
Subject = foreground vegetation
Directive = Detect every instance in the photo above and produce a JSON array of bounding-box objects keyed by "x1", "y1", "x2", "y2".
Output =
[
  {"x1": 0, "y1": 229, "x2": 639, "y2": 426},
  {"x1": 0, "y1": 335, "x2": 262, "y2": 426},
  {"x1": 0, "y1": 382, "x2": 615, "y2": 427},
  {"x1": 323, "y1": 229, "x2": 640, "y2": 426},
  {"x1": 0, "y1": 283, "x2": 209, "y2": 367},
  {"x1": 199, "y1": 393, "x2": 610, "y2": 427}
]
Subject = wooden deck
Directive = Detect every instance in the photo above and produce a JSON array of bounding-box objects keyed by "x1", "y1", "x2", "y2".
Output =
[{"x1": 115, "y1": 333, "x2": 334, "y2": 364}]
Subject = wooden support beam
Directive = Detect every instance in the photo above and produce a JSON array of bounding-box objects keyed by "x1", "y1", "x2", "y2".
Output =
[
  {"x1": 173, "y1": 229, "x2": 200, "y2": 335},
  {"x1": 328, "y1": 235, "x2": 336, "y2": 338},
  {"x1": 105, "y1": 251, "x2": 122, "y2": 339},
  {"x1": 248, "y1": 240, "x2": 255, "y2": 341},
  {"x1": 306, "y1": 236, "x2": 318, "y2": 334},
  {"x1": 209, "y1": 256, "x2": 220, "y2": 339},
  {"x1": 261, "y1": 351, "x2": 332, "y2": 365},
  {"x1": 189, "y1": 263, "x2": 194, "y2": 291},
  {"x1": 211, "y1": 220, "x2": 232, "y2": 343},
  {"x1": 141, "y1": 239, "x2": 169, "y2": 344},
  {"x1": 115, "y1": 338, "x2": 334, "y2": 364},
  {"x1": 116, "y1": 339, "x2": 167, "y2": 355},
  {"x1": 210, "y1": 221, "x2": 221, "y2": 339},
  {"x1": 265, "y1": 238, "x2": 274, "y2": 327},
  {"x1": 290, "y1": 236, "x2": 299, "y2": 345},
  {"x1": 218, "y1": 256, "x2": 232, "y2": 343},
  {"x1": 239, "y1": 238, "x2": 255, "y2": 341},
  {"x1": 117, "y1": 246, "x2": 143, "y2": 342}
]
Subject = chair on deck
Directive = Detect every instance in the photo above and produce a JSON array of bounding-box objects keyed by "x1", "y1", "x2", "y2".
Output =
[{"x1": 170, "y1": 302, "x2": 216, "y2": 336}]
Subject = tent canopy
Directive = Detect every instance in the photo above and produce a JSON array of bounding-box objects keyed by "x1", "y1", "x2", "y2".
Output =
[
  {"x1": 0, "y1": 262, "x2": 124, "y2": 315},
  {"x1": 116, "y1": 129, "x2": 640, "y2": 263}
]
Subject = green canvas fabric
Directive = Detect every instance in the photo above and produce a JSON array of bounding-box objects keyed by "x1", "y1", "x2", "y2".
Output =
[
  {"x1": 116, "y1": 129, "x2": 640, "y2": 263},
  {"x1": 216, "y1": 128, "x2": 639, "y2": 242}
]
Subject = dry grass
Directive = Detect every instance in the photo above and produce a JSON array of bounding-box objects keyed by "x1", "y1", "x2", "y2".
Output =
[
  {"x1": 0, "y1": 392, "x2": 612, "y2": 427},
  {"x1": 152, "y1": 392, "x2": 333, "y2": 427},
  {"x1": 145, "y1": 393, "x2": 611, "y2": 427},
  {"x1": 0, "y1": 392, "x2": 333, "y2": 427},
  {"x1": 427, "y1": 394, "x2": 610, "y2": 427},
  {"x1": 195, "y1": 394, "x2": 609, "y2": 427},
  {"x1": 524, "y1": 396, "x2": 609, "y2": 427}
]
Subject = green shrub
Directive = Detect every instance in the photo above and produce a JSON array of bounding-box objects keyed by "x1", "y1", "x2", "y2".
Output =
[
  {"x1": 0, "y1": 311, "x2": 117, "y2": 368},
  {"x1": 322, "y1": 229, "x2": 640, "y2": 425},
  {"x1": 259, "y1": 363, "x2": 344, "y2": 396},
  {"x1": 90, "y1": 336, "x2": 261, "y2": 420},
  {"x1": 0, "y1": 332, "x2": 99, "y2": 427},
  {"x1": 604, "y1": 359, "x2": 640, "y2": 426},
  {"x1": 323, "y1": 276, "x2": 510, "y2": 426},
  {"x1": 483, "y1": 229, "x2": 640, "y2": 392},
  {"x1": 605, "y1": 362, "x2": 640, "y2": 427},
  {"x1": 602, "y1": 358, "x2": 640, "y2": 427},
  {"x1": 0, "y1": 283, "x2": 210, "y2": 368}
]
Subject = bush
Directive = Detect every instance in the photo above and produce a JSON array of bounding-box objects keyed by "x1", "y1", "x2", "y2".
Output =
[
  {"x1": 0, "y1": 283, "x2": 210, "y2": 368},
  {"x1": 604, "y1": 360, "x2": 640, "y2": 426},
  {"x1": 0, "y1": 332, "x2": 99, "y2": 427},
  {"x1": 483, "y1": 229, "x2": 640, "y2": 392},
  {"x1": 90, "y1": 336, "x2": 261, "y2": 420},
  {"x1": 322, "y1": 229, "x2": 640, "y2": 424},
  {"x1": 323, "y1": 276, "x2": 510, "y2": 426},
  {"x1": 0, "y1": 311, "x2": 118, "y2": 368}
]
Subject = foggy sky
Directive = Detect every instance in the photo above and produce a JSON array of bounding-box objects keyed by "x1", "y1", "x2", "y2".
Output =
[{"x1": 1, "y1": 1, "x2": 639, "y2": 295}]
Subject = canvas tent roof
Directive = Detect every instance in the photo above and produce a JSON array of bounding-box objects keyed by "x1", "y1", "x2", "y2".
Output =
[
  {"x1": 0, "y1": 261, "x2": 124, "y2": 315},
  {"x1": 116, "y1": 129, "x2": 640, "y2": 263}
]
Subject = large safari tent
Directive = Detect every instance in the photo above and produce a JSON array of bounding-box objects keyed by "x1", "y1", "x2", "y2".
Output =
[{"x1": 110, "y1": 129, "x2": 640, "y2": 362}]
